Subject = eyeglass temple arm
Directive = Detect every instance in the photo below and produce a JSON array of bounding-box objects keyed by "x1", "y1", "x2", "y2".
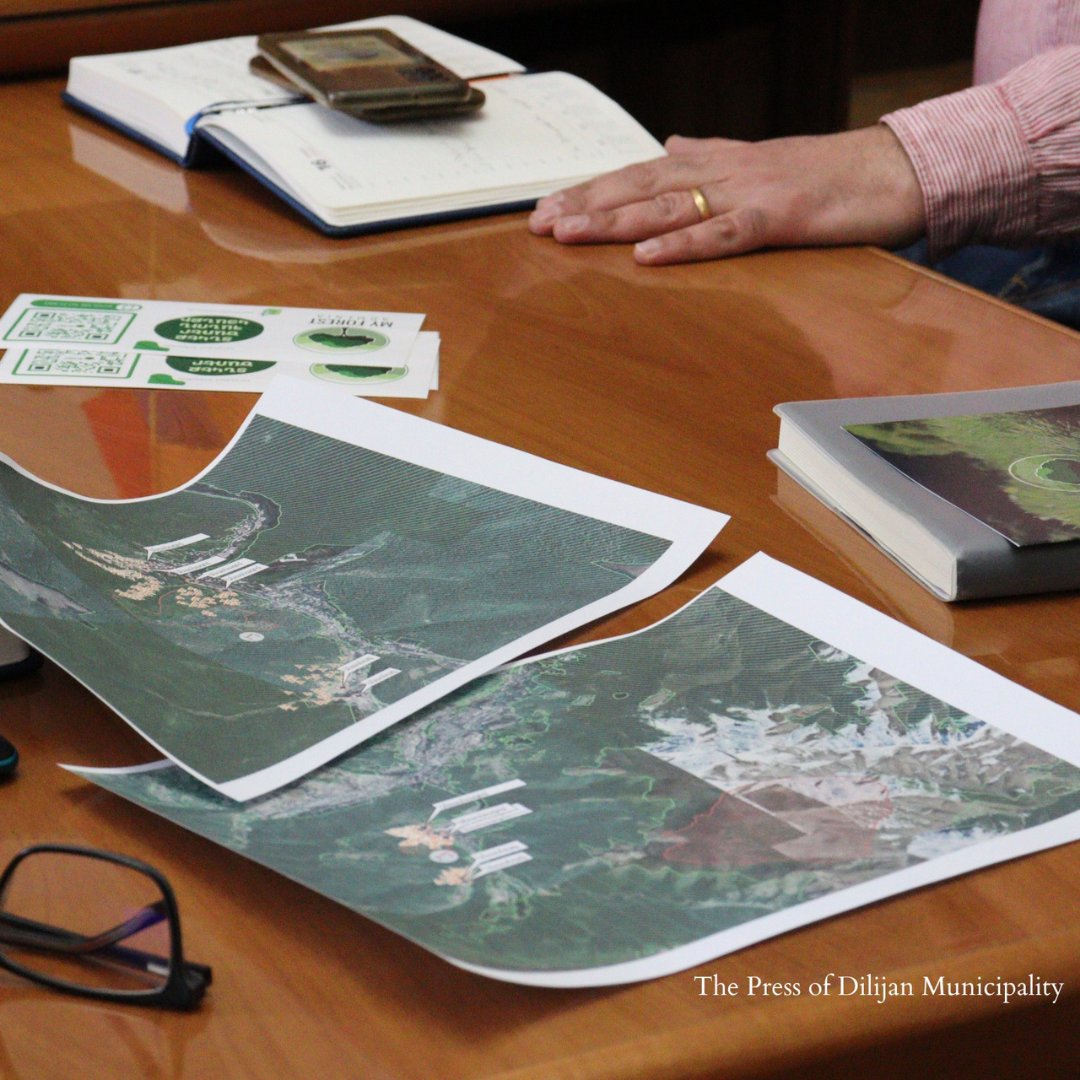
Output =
[
  {"x1": 0, "y1": 899, "x2": 168, "y2": 955},
  {"x1": 0, "y1": 908, "x2": 211, "y2": 985}
]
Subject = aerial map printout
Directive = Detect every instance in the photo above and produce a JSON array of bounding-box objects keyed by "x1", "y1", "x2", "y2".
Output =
[
  {"x1": 846, "y1": 402, "x2": 1080, "y2": 546},
  {"x1": 72, "y1": 556, "x2": 1080, "y2": 986},
  {"x1": 0, "y1": 378, "x2": 725, "y2": 799}
]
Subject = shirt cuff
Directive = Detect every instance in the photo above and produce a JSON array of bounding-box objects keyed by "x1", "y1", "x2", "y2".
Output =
[{"x1": 882, "y1": 83, "x2": 1035, "y2": 260}]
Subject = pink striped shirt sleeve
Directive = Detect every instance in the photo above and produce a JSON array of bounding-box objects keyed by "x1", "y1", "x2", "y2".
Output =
[{"x1": 881, "y1": 45, "x2": 1080, "y2": 258}]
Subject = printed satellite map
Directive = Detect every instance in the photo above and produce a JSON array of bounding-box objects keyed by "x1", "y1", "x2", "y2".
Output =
[
  {"x1": 0, "y1": 413, "x2": 670, "y2": 789},
  {"x1": 78, "y1": 584, "x2": 1080, "y2": 981}
]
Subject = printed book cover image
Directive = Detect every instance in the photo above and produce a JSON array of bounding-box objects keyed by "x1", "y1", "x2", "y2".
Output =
[{"x1": 846, "y1": 403, "x2": 1080, "y2": 546}]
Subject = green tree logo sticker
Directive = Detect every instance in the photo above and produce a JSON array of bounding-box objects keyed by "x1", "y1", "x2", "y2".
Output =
[
  {"x1": 294, "y1": 327, "x2": 390, "y2": 354},
  {"x1": 310, "y1": 363, "x2": 405, "y2": 384}
]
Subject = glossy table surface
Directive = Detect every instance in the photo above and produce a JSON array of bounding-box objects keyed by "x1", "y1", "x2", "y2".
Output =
[{"x1": 0, "y1": 77, "x2": 1077, "y2": 1080}]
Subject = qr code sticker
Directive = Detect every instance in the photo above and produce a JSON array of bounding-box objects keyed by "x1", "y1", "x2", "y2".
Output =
[
  {"x1": 13, "y1": 349, "x2": 136, "y2": 379},
  {"x1": 7, "y1": 309, "x2": 131, "y2": 344}
]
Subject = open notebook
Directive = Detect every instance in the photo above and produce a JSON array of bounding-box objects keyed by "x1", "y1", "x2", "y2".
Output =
[{"x1": 64, "y1": 16, "x2": 663, "y2": 236}]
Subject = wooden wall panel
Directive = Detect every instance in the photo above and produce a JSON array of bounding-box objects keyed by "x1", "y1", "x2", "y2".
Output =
[{"x1": 1, "y1": 1, "x2": 855, "y2": 143}]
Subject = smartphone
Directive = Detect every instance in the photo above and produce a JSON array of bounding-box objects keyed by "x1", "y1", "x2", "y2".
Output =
[
  {"x1": 255, "y1": 29, "x2": 479, "y2": 114},
  {"x1": 248, "y1": 54, "x2": 485, "y2": 123}
]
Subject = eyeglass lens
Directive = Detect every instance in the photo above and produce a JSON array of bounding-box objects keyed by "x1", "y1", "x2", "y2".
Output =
[{"x1": 0, "y1": 850, "x2": 173, "y2": 994}]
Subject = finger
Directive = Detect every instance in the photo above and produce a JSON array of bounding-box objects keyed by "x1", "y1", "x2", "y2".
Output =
[
  {"x1": 528, "y1": 156, "x2": 704, "y2": 233},
  {"x1": 548, "y1": 189, "x2": 711, "y2": 244},
  {"x1": 632, "y1": 207, "x2": 769, "y2": 265}
]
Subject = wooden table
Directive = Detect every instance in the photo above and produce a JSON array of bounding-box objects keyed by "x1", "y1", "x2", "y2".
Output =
[{"x1": 0, "y1": 77, "x2": 1077, "y2": 1080}]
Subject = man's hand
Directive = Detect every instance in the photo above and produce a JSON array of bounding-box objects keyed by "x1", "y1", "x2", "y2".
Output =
[{"x1": 528, "y1": 125, "x2": 926, "y2": 264}]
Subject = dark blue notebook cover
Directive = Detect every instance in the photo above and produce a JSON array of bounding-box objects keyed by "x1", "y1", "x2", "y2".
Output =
[{"x1": 64, "y1": 91, "x2": 537, "y2": 237}]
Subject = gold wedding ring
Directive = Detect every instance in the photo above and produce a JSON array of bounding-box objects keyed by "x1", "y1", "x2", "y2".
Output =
[{"x1": 689, "y1": 186, "x2": 712, "y2": 222}]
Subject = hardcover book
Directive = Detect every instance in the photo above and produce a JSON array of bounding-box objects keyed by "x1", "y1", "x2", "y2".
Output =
[{"x1": 770, "y1": 381, "x2": 1080, "y2": 601}]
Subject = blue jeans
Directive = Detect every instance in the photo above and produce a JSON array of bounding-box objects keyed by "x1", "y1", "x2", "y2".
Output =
[{"x1": 896, "y1": 239, "x2": 1080, "y2": 332}]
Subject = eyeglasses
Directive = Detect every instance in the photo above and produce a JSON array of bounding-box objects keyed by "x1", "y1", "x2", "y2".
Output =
[{"x1": 0, "y1": 844, "x2": 211, "y2": 1010}]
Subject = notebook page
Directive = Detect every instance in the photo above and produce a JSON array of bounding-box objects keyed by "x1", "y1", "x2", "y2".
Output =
[
  {"x1": 67, "y1": 36, "x2": 296, "y2": 156},
  {"x1": 199, "y1": 72, "x2": 664, "y2": 225},
  {"x1": 66, "y1": 18, "x2": 524, "y2": 160}
]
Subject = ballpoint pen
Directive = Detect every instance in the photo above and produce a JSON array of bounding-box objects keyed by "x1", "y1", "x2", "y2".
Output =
[{"x1": 0, "y1": 734, "x2": 16, "y2": 777}]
